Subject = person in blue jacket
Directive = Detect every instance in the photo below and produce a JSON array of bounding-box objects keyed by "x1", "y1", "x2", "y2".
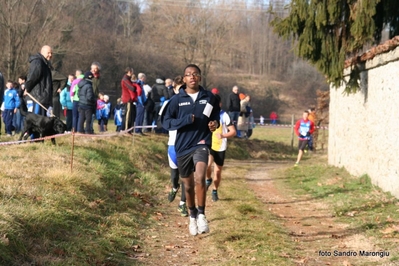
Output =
[
  {"x1": 3, "y1": 80, "x2": 20, "y2": 136},
  {"x1": 60, "y1": 74, "x2": 74, "y2": 132},
  {"x1": 162, "y1": 64, "x2": 220, "y2": 236}
]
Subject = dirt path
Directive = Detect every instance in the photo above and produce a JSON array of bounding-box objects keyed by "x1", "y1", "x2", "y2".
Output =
[
  {"x1": 137, "y1": 160, "x2": 392, "y2": 265},
  {"x1": 245, "y1": 160, "x2": 390, "y2": 266}
]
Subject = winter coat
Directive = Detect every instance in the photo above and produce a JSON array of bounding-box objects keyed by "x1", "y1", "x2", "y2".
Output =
[
  {"x1": 51, "y1": 70, "x2": 67, "y2": 98},
  {"x1": 60, "y1": 87, "x2": 73, "y2": 110},
  {"x1": 25, "y1": 53, "x2": 53, "y2": 107},
  {"x1": 226, "y1": 92, "x2": 241, "y2": 112},
  {"x1": 121, "y1": 74, "x2": 139, "y2": 103},
  {"x1": 151, "y1": 79, "x2": 168, "y2": 102},
  {"x1": 3, "y1": 88, "x2": 20, "y2": 109},
  {"x1": 77, "y1": 79, "x2": 96, "y2": 108}
]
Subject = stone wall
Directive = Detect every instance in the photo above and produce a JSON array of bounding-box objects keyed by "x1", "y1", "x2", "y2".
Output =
[{"x1": 328, "y1": 46, "x2": 399, "y2": 198}]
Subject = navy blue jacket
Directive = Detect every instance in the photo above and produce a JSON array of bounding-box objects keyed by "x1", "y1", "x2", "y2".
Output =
[
  {"x1": 77, "y1": 79, "x2": 96, "y2": 108},
  {"x1": 162, "y1": 85, "x2": 220, "y2": 157}
]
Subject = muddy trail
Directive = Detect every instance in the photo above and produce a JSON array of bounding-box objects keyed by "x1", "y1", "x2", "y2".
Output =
[{"x1": 136, "y1": 160, "x2": 393, "y2": 266}]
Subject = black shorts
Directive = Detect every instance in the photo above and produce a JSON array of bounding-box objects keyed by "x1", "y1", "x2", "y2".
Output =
[
  {"x1": 177, "y1": 146, "x2": 209, "y2": 178},
  {"x1": 298, "y1": 139, "x2": 308, "y2": 151},
  {"x1": 210, "y1": 149, "x2": 226, "y2": 166}
]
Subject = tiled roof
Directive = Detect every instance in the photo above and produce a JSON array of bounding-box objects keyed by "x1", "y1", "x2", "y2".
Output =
[{"x1": 344, "y1": 35, "x2": 399, "y2": 68}]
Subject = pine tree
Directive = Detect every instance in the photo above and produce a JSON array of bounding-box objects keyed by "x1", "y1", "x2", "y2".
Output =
[{"x1": 271, "y1": 0, "x2": 399, "y2": 93}]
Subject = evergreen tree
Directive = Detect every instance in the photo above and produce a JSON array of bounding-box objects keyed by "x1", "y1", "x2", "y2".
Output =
[{"x1": 271, "y1": 0, "x2": 399, "y2": 93}]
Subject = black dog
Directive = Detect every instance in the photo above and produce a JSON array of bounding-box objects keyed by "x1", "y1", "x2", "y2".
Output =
[{"x1": 19, "y1": 100, "x2": 67, "y2": 144}]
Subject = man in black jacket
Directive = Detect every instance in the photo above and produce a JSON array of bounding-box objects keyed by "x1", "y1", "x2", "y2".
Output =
[
  {"x1": 151, "y1": 78, "x2": 168, "y2": 133},
  {"x1": 226, "y1": 85, "x2": 240, "y2": 133},
  {"x1": 25, "y1": 45, "x2": 53, "y2": 117}
]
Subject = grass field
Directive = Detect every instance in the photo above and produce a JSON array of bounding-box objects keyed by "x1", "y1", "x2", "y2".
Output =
[{"x1": 2, "y1": 124, "x2": 398, "y2": 265}]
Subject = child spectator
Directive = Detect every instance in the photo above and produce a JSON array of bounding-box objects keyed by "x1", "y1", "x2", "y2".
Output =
[
  {"x1": 96, "y1": 92, "x2": 106, "y2": 132},
  {"x1": 102, "y1": 94, "x2": 111, "y2": 132},
  {"x1": 12, "y1": 82, "x2": 23, "y2": 134},
  {"x1": 259, "y1": 115, "x2": 265, "y2": 125},
  {"x1": 60, "y1": 74, "x2": 75, "y2": 132},
  {"x1": 3, "y1": 80, "x2": 20, "y2": 136},
  {"x1": 114, "y1": 98, "x2": 122, "y2": 132}
]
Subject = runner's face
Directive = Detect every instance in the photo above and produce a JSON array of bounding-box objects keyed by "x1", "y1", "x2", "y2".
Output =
[
  {"x1": 183, "y1": 67, "x2": 201, "y2": 89},
  {"x1": 303, "y1": 112, "x2": 309, "y2": 120}
]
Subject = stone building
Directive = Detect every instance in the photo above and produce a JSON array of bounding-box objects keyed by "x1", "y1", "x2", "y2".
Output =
[{"x1": 328, "y1": 37, "x2": 399, "y2": 197}]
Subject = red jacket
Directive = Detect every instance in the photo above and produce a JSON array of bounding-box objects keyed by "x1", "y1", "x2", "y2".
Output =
[{"x1": 121, "y1": 74, "x2": 141, "y2": 103}]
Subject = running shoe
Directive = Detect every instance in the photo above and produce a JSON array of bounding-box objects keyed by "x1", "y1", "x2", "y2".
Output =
[
  {"x1": 189, "y1": 217, "x2": 198, "y2": 236},
  {"x1": 294, "y1": 162, "x2": 299, "y2": 167},
  {"x1": 212, "y1": 190, "x2": 219, "y2": 202},
  {"x1": 168, "y1": 187, "x2": 179, "y2": 202},
  {"x1": 197, "y1": 214, "x2": 210, "y2": 234},
  {"x1": 178, "y1": 203, "x2": 188, "y2": 217},
  {"x1": 206, "y1": 178, "x2": 213, "y2": 191}
]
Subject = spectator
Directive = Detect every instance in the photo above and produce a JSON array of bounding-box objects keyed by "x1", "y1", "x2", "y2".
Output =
[
  {"x1": 162, "y1": 64, "x2": 220, "y2": 236},
  {"x1": 135, "y1": 73, "x2": 146, "y2": 135},
  {"x1": 151, "y1": 78, "x2": 168, "y2": 133},
  {"x1": 51, "y1": 69, "x2": 67, "y2": 118},
  {"x1": 16, "y1": 75, "x2": 28, "y2": 133},
  {"x1": 226, "y1": 85, "x2": 240, "y2": 133},
  {"x1": 90, "y1": 62, "x2": 101, "y2": 99},
  {"x1": 96, "y1": 92, "x2": 106, "y2": 132},
  {"x1": 12, "y1": 82, "x2": 23, "y2": 134},
  {"x1": 70, "y1": 69, "x2": 84, "y2": 133},
  {"x1": 270, "y1": 111, "x2": 278, "y2": 125},
  {"x1": 102, "y1": 95, "x2": 111, "y2": 132},
  {"x1": 237, "y1": 94, "x2": 251, "y2": 138},
  {"x1": 0, "y1": 71, "x2": 4, "y2": 134},
  {"x1": 259, "y1": 115, "x2": 265, "y2": 125},
  {"x1": 3, "y1": 80, "x2": 20, "y2": 136},
  {"x1": 211, "y1": 88, "x2": 220, "y2": 95},
  {"x1": 90, "y1": 62, "x2": 101, "y2": 133},
  {"x1": 165, "y1": 78, "x2": 174, "y2": 99},
  {"x1": 294, "y1": 110, "x2": 315, "y2": 166},
  {"x1": 206, "y1": 93, "x2": 236, "y2": 202},
  {"x1": 139, "y1": 73, "x2": 154, "y2": 133},
  {"x1": 77, "y1": 71, "x2": 96, "y2": 134},
  {"x1": 25, "y1": 45, "x2": 53, "y2": 117},
  {"x1": 59, "y1": 74, "x2": 75, "y2": 132},
  {"x1": 114, "y1": 98, "x2": 122, "y2": 132},
  {"x1": 120, "y1": 67, "x2": 139, "y2": 133}
]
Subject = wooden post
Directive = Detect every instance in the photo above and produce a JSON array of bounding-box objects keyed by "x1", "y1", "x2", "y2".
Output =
[
  {"x1": 290, "y1": 114, "x2": 294, "y2": 149},
  {"x1": 70, "y1": 131, "x2": 75, "y2": 173}
]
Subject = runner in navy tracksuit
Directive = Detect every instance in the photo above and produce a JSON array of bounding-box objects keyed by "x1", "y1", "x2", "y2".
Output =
[{"x1": 162, "y1": 64, "x2": 220, "y2": 236}]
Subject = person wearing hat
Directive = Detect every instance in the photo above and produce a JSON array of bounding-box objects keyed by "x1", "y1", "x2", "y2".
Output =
[
  {"x1": 77, "y1": 71, "x2": 96, "y2": 134},
  {"x1": 211, "y1": 88, "x2": 219, "y2": 95}
]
